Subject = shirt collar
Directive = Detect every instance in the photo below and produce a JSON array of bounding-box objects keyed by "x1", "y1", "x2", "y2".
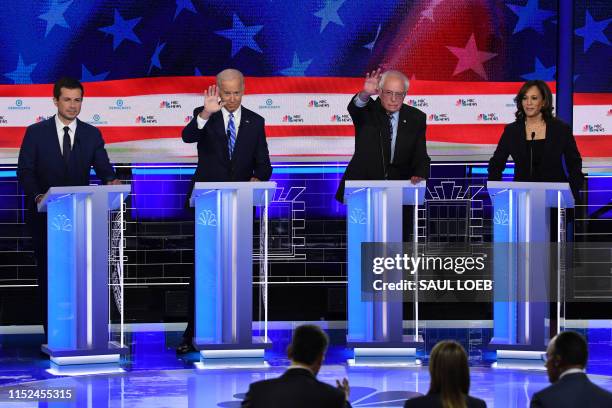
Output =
[
  {"x1": 55, "y1": 114, "x2": 77, "y2": 134},
  {"x1": 560, "y1": 368, "x2": 585, "y2": 379},
  {"x1": 222, "y1": 106, "x2": 241, "y2": 122}
]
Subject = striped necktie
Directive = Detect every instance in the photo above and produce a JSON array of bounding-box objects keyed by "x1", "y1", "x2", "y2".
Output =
[{"x1": 227, "y1": 112, "x2": 236, "y2": 159}]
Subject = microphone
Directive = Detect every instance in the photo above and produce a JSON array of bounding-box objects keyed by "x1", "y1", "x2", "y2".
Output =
[
  {"x1": 529, "y1": 131, "x2": 535, "y2": 179},
  {"x1": 379, "y1": 129, "x2": 388, "y2": 179}
]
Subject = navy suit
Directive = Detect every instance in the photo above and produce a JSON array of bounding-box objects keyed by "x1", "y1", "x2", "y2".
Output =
[
  {"x1": 530, "y1": 372, "x2": 612, "y2": 408},
  {"x1": 182, "y1": 106, "x2": 272, "y2": 187},
  {"x1": 17, "y1": 116, "x2": 116, "y2": 335},
  {"x1": 241, "y1": 368, "x2": 351, "y2": 408},
  {"x1": 180, "y1": 105, "x2": 272, "y2": 343}
]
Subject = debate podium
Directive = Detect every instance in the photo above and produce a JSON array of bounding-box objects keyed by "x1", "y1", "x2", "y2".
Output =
[
  {"x1": 344, "y1": 180, "x2": 426, "y2": 363},
  {"x1": 190, "y1": 181, "x2": 276, "y2": 364},
  {"x1": 487, "y1": 181, "x2": 574, "y2": 361},
  {"x1": 38, "y1": 184, "x2": 131, "y2": 368}
]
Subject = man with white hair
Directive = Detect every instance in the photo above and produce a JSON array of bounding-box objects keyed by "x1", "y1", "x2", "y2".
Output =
[
  {"x1": 179, "y1": 68, "x2": 272, "y2": 353},
  {"x1": 335, "y1": 68, "x2": 430, "y2": 203}
]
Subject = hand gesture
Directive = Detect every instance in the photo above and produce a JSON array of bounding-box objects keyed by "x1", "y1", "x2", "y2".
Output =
[
  {"x1": 336, "y1": 377, "x2": 350, "y2": 400},
  {"x1": 363, "y1": 68, "x2": 382, "y2": 96},
  {"x1": 200, "y1": 85, "x2": 223, "y2": 119}
]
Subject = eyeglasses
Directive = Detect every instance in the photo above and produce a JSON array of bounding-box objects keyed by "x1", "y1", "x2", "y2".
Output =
[{"x1": 381, "y1": 90, "x2": 406, "y2": 99}]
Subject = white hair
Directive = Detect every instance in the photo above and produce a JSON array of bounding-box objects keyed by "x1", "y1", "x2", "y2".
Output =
[
  {"x1": 378, "y1": 70, "x2": 409, "y2": 93},
  {"x1": 216, "y1": 68, "x2": 244, "y2": 89}
]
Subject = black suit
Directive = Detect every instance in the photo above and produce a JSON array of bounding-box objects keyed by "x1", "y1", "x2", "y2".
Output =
[
  {"x1": 181, "y1": 106, "x2": 272, "y2": 342},
  {"x1": 404, "y1": 393, "x2": 487, "y2": 408},
  {"x1": 241, "y1": 368, "x2": 351, "y2": 408},
  {"x1": 335, "y1": 94, "x2": 430, "y2": 203},
  {"x1": 17, "y1": 116, "x2": 117, "y2": 335},
  {"x1": 487, "y1": 117, "x2": 584, "y2": 200},
  {"x1": 530, "y1": 372, "x2": 612, "y2": 408}
]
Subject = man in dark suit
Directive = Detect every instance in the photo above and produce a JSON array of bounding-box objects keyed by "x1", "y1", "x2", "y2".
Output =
[
  {"x1": 17, "y1": 77, "x2": 120, "y2": 340},
  {"x1": 335, "y1": 68, "x2": 430, "y2": 203},
  {"x1": 531, "y1": 331, "x2": 612, "y2": 407},
  {"x1": 178, "y1": 69, "x2": 272, "y2": 353},
  {"x1": 242, "y1": 324, "x2": 351, "y2": 408}
]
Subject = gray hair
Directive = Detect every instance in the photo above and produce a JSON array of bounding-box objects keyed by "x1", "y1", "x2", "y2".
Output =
[
  {"x1": 216, "y1": 68, "x2": 244, "y2": 89},
  {"x1": 378, "y1": 70, "x2": 409, "y2": 93}
]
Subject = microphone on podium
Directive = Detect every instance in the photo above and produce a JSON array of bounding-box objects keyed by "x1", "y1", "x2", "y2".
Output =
[{"x1": 529, "y1": 131, "x2": 536, "y2": 179}]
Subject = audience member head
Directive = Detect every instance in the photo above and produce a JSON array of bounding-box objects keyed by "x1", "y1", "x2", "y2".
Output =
[
  {"x1": 544, "y1": 331, "x2": 588, "y2": 383},
  {"x1": 286, "y1": 324, "x2": 329, "y2": 376},
  {"x1": 428, "y1": 340, "x2": 470, "y2": 408}
]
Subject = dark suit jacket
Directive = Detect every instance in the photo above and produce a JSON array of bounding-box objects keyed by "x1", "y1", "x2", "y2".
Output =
[
  {"x1": 530, "y1": 372, "x2": 612, "y2": 408},
  {"x1": 487, "y1": 117, "x2": 584, "y2": 200},
  {"x1": 241, "y1": 368, "x2": 351, "y2": 408},
  {"x1": 17, "y1": 115, "x2": 117, "y2": 211},
  {"x1": 404, "y1": 393, "x2": 487, "y2": 408},
  {"x1": 335, "y1": 94, "x2": 430, "y2": 202},
  {"x1": 182, "y1": 106, "x2": 272, "y2": 192}
]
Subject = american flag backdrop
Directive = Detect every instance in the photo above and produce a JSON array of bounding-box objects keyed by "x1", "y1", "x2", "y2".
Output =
[{"x1": 0, "y1": 0, "x2": 609, "y2": 163}]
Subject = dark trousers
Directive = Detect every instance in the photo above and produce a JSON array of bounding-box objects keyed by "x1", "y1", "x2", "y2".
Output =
[
  {"x1": 182, "y1": 208, "x2": 195, "y2": 342},
  {"x1": 26, "y1": 209, "x2": 48, "y2": 340}
]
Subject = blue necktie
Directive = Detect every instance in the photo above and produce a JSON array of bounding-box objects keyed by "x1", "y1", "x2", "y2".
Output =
[{"x1": 227, "y1": 112, "x2": 236, "y2": 159}]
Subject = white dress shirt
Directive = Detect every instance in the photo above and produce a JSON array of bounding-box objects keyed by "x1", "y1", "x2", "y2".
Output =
[
  {"x1": 55, "y1": 115, "x2": 76, "y2": 155},
  {"x1": 196, "y1": 106, "x2": 242, "y2": 136}
]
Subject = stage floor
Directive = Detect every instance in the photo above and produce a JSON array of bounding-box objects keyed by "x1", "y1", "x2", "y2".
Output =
[{"x1": 1, "y1": 325, "x2": 611, "y2": 407}]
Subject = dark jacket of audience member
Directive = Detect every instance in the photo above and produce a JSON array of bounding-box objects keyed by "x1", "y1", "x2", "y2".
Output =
[
  {"x1": 404, "y1": 340, "x2": 486, "y2": 408},
  {"x1": 241, "y1": 324, "x2": 351, "y2": 408},
  {"x1": 531, "y1": 331, "x2": 612, "y2": 408}
]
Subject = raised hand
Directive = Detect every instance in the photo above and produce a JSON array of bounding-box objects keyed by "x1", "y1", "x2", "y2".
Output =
[
  {"x1": 336, "y1": 377, "x2": 350, "y2": 400},
  {"x1": 363, "y1": 68, "x2": 382, "y2": 96},
  {"x1": 199, "y1": 85, "x2": 223, "y2": 119}
]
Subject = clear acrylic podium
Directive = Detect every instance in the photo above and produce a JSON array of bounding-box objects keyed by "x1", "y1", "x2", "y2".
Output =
[
  {"x1": 38, "y1": 184, "x2": 130, "y2": 368},
  {"x1": 344, "y1": 180, "x2": 425, "y2": 363},
  {"x1": 190, "y1": 181, "x2": 275, "y2": 364},
  {"x1": 488, "y1": 181, "x2": 574, "y2": 361}
]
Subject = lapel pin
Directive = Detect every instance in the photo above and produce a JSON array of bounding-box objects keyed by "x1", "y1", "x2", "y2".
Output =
[{"x1": 403, "y1": 119, "x2": 407, "y2": 123}]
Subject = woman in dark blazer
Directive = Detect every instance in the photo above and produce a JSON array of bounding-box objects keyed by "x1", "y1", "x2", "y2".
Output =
[
  {"x1": 404, "y1": 340, "x2": 486, "y2": 408},
  {"x1": 488, "y1": 80, "x2": 584, "y2": 200}
]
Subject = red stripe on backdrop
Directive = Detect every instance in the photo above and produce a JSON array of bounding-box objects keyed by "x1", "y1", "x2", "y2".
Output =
[
  {"x1": 0, "y1": 77, "x2": 556, "y2": 97},
  {"x1": 1, "y1": 125, "x2": 610, "y2": 157},
  {"x1": 573, "y1": 93, "x2": 612, "y2": 105}
]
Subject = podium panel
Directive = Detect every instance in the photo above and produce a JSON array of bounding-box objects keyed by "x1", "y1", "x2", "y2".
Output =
[
  {"x1": 39, "y1": 185, "x2": 131, "y2": 367},
  {"x1": 488, "y1": 181, "x2": 573, "y2": 359},
  {"x1": 190, "y1": 182, "x2": 275, "y2": 362},
  {"x1": 344, "y1": 180, "x2": 425, "y2": 359}
]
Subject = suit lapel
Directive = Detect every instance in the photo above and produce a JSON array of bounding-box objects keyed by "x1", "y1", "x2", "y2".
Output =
[
  {"x1": 232, "y1": 107, "x2": 251, "y2": 163},
  {"x1": 374, "y1": 100, "x2": 392, "y2": 166},
  {"x1": 394, "y1": 108, "x2": 410, "y2": 164}
]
